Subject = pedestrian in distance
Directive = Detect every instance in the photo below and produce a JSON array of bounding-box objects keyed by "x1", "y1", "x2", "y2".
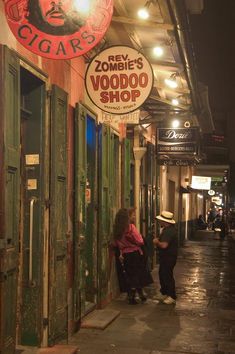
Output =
[
  {"x1": 197, "y1": 214, "x2": 208, "y2": 230},
  {"x1": 113, "y1": 208, "x2": 153, "y2": 305},
  {"x1": 153, "y1": 211, "x2": 178, "y2": 305}
]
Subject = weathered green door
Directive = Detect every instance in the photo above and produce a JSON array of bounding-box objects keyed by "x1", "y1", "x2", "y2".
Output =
[
  {"x1": 122, "y1": 138, "x2": 131, "y2": 208},
  {"x1": 110, "y1": 132, "x2": 120, "y2": 221},
  {"x1": 98, "y1": 124, "x2": 111, "y2": 305},
  {"x1": 74, "y1": 104, "x2": 97, "y2": 322},
  {"x1": 49, "y1": 85, "x2": 68, "y2": 345},
  {"x1": 20, "y1": 66, "x2": 46, "y2": 346},
  {"x1": 0, "y1": 46, "x2": 20, "y2": 354},
  {"x1": 85, "y1": 112, "x2": 97, "y2": 310},
  {"x1": 74, "y1": 103, "x2": 87, "y2": 320}
]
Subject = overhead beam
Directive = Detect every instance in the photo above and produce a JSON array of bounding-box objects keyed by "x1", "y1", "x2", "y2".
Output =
[
  {"x1": 111, "y1": 16, "x2": 174, "y2": 30},
  {"x1": 151, "y1": 60, "x2": 183, "y2": 70},
  {"x1": 149, "y1": 94, "x2": 189, "y2": 110},
  {"x1": 154, "y1": 83, "x2": 190, "y2": 95}
]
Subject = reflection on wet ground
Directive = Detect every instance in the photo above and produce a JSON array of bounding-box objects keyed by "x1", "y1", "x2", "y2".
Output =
[{"x1": 70, "y1": 230, "x2": 235, "y2": 354}]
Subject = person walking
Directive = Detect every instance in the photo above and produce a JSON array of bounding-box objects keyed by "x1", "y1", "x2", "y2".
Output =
[
  {"x1": 153, "y1": 211, "x2": 178, "y2": 305},
  {"x1": 113, "y1": 208, "x2": 153, "y2": 304}
]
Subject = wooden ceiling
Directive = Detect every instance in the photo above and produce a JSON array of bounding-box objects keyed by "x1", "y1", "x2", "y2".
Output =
[{"x1": 86, "y1": 0, "x2": 214, "y2": 133}]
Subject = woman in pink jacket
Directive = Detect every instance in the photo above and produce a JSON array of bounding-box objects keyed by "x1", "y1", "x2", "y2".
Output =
[{"x1": 113, "y1": 208, "x2": 153, "y2": 304}]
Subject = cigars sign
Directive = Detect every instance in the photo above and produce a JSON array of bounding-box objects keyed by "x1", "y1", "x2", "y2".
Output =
[
  {"x1": 85, "y1": 46, "x2": 154, "y2": 114},
  {"x1": 4, "y1": 0, "x2": 113, "y2": 59}
]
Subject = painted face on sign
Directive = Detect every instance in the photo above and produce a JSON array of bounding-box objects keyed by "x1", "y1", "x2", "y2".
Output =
[
  {"x1": 26, "y1": 0, "x2": 86, "y2": 35},
  {"x1": 39, "y1": 0, "x2": 72, "y2": 26}
]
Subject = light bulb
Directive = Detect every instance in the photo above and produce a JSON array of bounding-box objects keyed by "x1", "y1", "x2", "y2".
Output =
[
  {"x1": 165, "y1": 78, "x2": 178, "y2": 89},
  {"x1": 153, "y1": 46, "x2": 163, "y2": 57},
  {"x1": 172, "y1": 119, "x2": 180, "y2": 128},
  {"x1": 172, "y1": 98, "x2": 179, "y2": 106},
  {"x1": 138, "y1": 8, "x2": 149, "y2": 19}
]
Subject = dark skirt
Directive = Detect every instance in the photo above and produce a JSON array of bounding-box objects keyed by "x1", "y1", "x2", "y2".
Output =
[
  {"x1": 115, "y1": 255, "x2": 129, "y2": 292},
  {"x1": 123, "y1": 250, "x2": 153, "y2": 289}
]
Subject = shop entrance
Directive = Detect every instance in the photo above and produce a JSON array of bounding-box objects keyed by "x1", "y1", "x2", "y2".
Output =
[
  {"x1": 18, "y1": 66, "x2": 46, "y2": 346},
  {"x1": 74, "y1": 104, "x2": 97, "y2": 323}
]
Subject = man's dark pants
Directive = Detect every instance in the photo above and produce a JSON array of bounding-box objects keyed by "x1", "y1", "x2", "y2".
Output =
[{"x1": 159, "y1": 256, "x2": 177, "y2": 300}]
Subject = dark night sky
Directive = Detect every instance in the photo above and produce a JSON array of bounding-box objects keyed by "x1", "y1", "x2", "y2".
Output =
[
  {"x1": 189, "y1": 1, "x2": 235, "y2": 200},
  {"x1": 189, "y1": 0, "x2": 235, "y2": 127}
]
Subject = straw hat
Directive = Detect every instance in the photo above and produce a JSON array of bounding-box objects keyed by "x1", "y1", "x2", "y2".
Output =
[{"x1": 156, "y1": 211, "x2": 175, "y2": 224}]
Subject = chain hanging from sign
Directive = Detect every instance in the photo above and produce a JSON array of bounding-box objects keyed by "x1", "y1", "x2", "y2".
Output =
[{"x1": 4, "y1": 0, "x2": 113, "y2": 59}]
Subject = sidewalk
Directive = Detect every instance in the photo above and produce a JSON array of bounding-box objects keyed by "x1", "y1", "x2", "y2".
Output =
[
  {"x1": 69, "y1": 231, "x2": 235, "y2": 354},
  {"x1": 18, "y1": 231, "x2": 235, "y2": 354}
]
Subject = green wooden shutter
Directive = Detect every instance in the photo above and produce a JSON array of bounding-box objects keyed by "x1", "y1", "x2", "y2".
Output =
[
  {"x1": 0, "y1": 46, "x2": 20, "y2": 354},
  {"x1": 74, "y1": 103, "x2": 87, "y2": 320},
  {"x1": 49, "y1": 85, "x2": 68, "y2": 345},
  {"x1": 98, "y1": 124, "x2": 111, "y2": 304},
  {"x1": 110, "y1": 132, "x2": 119, "y2": 221},
  {"x1": 122, "y1": 138, "x2": 131, "y2": 208}
]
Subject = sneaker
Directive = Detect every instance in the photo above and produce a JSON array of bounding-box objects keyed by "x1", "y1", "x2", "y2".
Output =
[
  {"x1": 128, "y1": 298, "x2": 138, "y2": 305},
  {"x1": 163, "y1": 296, "x2": 176, "y2": 305},
  {"x1": 152, "y1": 292, "x2": 168, "y2": 301},
  {"x1": 140, "y1": 295, "x2": 147, "y2": 303}
]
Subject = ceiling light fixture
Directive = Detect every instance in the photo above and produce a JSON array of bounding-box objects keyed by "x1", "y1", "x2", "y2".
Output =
[
  {"x1": 165, "y1": 72, "x2": 179, "y2": 89},
  {"x1": 172, "y1": 98, "x2": 179, "y2": 106},
  {"x1": 153, "y1": 46, "x2": 164, "y2": 57},
  {"x1": 165, "y1": 78, "x2": 178, "y2": 89},
  {"x1": 138, "y1": 7, "x2": 149, "y2": 19},
  {"x1": 172, "y1": 119, "x2": 180, "y2": 128},
  {"x1": 138, "y1": 0, "x2": 155, "y2": 20}
]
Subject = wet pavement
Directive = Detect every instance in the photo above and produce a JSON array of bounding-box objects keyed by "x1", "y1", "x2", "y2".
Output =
[
  {"x1": 69, "y1": 230, "x2": 235, "y2": 354},
  {"x1": 18, "y1": 230, "x2": 235, "y2": 354}
]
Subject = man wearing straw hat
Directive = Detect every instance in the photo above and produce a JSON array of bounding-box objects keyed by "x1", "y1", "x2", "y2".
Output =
[{"x1": 153, "y1": 211, "x2": 178, "y2": 305}]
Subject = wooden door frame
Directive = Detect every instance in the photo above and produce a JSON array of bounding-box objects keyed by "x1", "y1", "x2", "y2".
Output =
[{"x1": 19, "y1": 58, "x2": 49, "y2": 347}]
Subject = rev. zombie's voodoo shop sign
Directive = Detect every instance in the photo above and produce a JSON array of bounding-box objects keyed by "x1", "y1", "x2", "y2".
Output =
[
  {"x1": 85, "y1": 46, "x2": 154, "y2": 115},
  {"x1": 4, "y1": 0, "x2": 113, "y2": 59}
]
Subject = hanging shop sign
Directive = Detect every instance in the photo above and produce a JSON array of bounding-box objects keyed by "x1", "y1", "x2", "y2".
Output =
[
  {"x1": 208, "y1": 189, "x2": 215, "y2": 196},
  {"x1": 191, "y1": 176, "x2": 211, "y2": 190},
  {"x1": 85, "y1": 46, "x2": 154, "y2": 115},
  {"x1": 212, "y1": 196, "x2": 222, "y2": 206},
  {"x1": 101, "y1": 110, "x2": 140, "y2": 124},
  {"x1": 4, "y1": 0, "x2": 113, "y2": 59},
  {"x1": 157, "y1": 127, "x2": 199, "y2": 155},
  {"x1": 158, "y1": 159, "x2": 197, "y2": 166}
]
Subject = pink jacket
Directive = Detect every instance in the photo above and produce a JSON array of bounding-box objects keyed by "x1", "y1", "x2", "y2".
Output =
[{"x1": 115, "y1": 224, "x2": 144, "y2": 255}]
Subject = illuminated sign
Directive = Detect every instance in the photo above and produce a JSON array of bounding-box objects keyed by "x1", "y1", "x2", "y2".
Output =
[
  {"x1": 158, "y1": 159, "x2": 197, "y2": 166},
  {"x1": 208, "y1": 189, "x2": 215, "y2": 196},
  {"x1": 85, "y1": 46, "x2": 153, "y2": 114},
  {"x1": 212, "y1": 196, "x2": 222, "y2": 206},
  {"x1": 191, "y1": 176, "x2": 211, "y2": 190},
  {"x1": 5, "y1": 0, "x2": 113, "y2": 59},
  {"x1": 157, "y1": 128, "x2": 199, "y2": 155}
]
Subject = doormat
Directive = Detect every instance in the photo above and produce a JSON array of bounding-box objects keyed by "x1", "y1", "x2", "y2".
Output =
[
  {"x1": 38, "y1": 345, "x2": 79, "y2": 353},
  {"x1": 81, "y1": 309, "x2": 120, "y2": 329}
]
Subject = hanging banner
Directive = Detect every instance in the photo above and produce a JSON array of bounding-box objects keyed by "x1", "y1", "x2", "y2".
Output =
[
  {"x1": 4, "y1": 0, "x2": 113, "y2": 59},
  {"x1": 85, "y1": 46, "x2": 154, "y2": 115},
  {"x1": 101, "y1": 110, "x2": 140, "y2": 124}
]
